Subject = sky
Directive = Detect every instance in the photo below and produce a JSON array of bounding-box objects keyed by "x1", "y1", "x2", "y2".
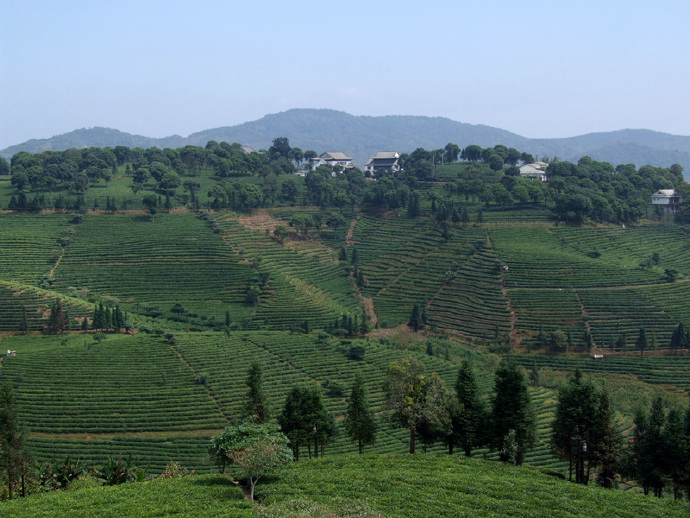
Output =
[{"x1": 1, "y1": 0, "x2": 689, "y2": 149}]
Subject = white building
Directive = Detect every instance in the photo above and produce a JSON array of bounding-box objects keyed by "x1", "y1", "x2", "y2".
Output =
[
  {"x1": 310, "y1": 152, "x2": 354, "y2": 173},
  {"x1": 519, "y1": 161, "x2": 548, "y2": 182},
  {"x1": 364, "y1": 152, "x2": 401, "y2": 174},
  {"x1": 651, "y1": 189, "x2": 682, "y2": 212}
]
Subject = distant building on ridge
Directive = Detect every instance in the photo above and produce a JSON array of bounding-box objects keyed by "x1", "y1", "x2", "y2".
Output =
[
  {"x1": 364, "y1": 152, "x2": 401, "y2": 174},
  {"x1": 519, "y1": 161, "x2": 548, "y2": 182},
  {"x1": 311, "y1": 152, "x2": 354, "y2": 173},
  {"x1": 651, "y1": 189, "x2": 682, "y2": 212}
]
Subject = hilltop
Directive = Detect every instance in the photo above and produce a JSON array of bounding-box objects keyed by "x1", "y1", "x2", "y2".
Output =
[{"x1": 3, "y1": 109, "x2": 690, "y2": 175}]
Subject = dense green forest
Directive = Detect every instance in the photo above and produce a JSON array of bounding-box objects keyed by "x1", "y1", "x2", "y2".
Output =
[
  {"x1": 1, "y1": 137, "x2": 688, "y2": 223},
  {"x1": 1, "y1": 140, "x2": 690, "y2": 511}
]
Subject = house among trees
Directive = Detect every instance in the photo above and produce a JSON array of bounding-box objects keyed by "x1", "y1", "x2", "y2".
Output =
[
  {"x1": 364, "y1": 152, "x2": 401, "y2": 174},
  {"x1": 519, "y1": 161, "x2": 548, "y2": 182},
  {"x1": 651, "y1": 189, "x2": 682, "y2": 212},
  {"x1": 311, "y1": 152, "x2": 354, "y2": 174}
]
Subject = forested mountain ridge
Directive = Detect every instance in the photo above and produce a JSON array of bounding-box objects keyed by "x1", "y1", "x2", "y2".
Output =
[{"x1": 4, "y1": 109, "x2": 690, "y2": 176}]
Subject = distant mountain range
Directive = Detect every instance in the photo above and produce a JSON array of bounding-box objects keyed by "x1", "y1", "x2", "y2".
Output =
[{"x1": 3, "y1": 109, "x2": 690, "y2": 177}]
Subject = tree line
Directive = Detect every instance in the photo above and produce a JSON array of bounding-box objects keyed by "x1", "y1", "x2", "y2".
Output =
[{"x1": 3, "y1": 138, "x2": 686, "y2": 227}]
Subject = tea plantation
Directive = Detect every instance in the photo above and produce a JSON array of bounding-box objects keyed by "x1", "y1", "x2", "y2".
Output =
[
  {"x1": 1, "y1": 209, "x2": 690, "y2": 510},
  {"x1": 2, "y1": 455, "x2": 688, "y2": 518}
]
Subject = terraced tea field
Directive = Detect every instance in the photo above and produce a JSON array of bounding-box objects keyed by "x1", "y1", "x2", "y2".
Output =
[
  {"x1": 428, "y1": 247, "x2": 512, "y2": 340},
  {"x1": 0, "y1": 213, "x2": 72, "y2": 285},
  {"x1": 512, "y1": 354, "x2": 690, "y2": 395},
  {"x1": 0, "y1": 331, "x2": 445, "y2": 470},
  {"x1": 212, "y1": 213, "x2": 362, "y2": 330},
  {"x1": 1, "y1": 329, "x2": 579, "y2": 473},
  {"x1": 2, "y1": 210, "x2": 690, "y2": 478},
  {"x1": 0, "y1": 282, "x2": 93, "y2": 332},
  {"x1": 489, "y1": 226, "x2": 663, "y2": 288},
  {"x1": 52, "y1": 213, "x2": 257, "y2": 323}
]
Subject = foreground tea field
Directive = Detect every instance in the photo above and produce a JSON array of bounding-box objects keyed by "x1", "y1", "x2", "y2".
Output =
[
  {"x1": 258, "y1": 454, "x2": 690, "y2": 518},
  {"x1": 4, "y1": 455, "x2": 688, "y2": 518}
]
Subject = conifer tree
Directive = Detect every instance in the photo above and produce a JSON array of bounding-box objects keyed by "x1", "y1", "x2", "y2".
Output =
[
  {"x1": 47, "y1": 300, "x2": 66, "y2": 333},
  {"x1": 670, "y1": 323, "x2": 688, "y2": 353},
  {"x1": 490, "y1": 361, "x2": 535, "y2": 465},
  {"x1": 104, "y1": 307, "x2": 112, "y2": 331},
  {"x1": 92, "y1": 303, "x2": 105, "y2": 330},
  {"x1": 19, "y1": 307, "x2": 29, "y2": 333},
  {"x1": 454, "y1": 359, "x2": 486, "y2": 456},
  {"x1": 242, "y1": 361, "x2": 270, "y2": 424},
  {"x1": 408, "y1": 303, "x2": 423, "y2": 331},
  {"x1": 344, "y1": 373, "x2": 377, "y2": 453},
  {"x1": 529, "y1": 360, "x2": 540, "y2": 386},
  {"x1": 636, "y1": 327, "x2": 648, "y2": 356},
  {"x1": 663, "y1": 408, "x2": 687, "y2": 499},
  {"x1": 0, "y1": 381, "x2": 28, "y2": 499},
  {"x1": 590, "y1": 387, "x2": 621, "y2": 488},
  {"x1": 356, "y1": 270, "x2": 365, "y2": 288},
  {"x1": 114, "y1": 305, "x2": 125, "y2": 330},
  {"x1": 551, "y1": 370, "x2": 599, "y2": 482}
]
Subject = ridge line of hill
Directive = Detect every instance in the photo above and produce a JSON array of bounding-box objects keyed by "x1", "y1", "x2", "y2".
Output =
[{"x1": 3, "y1": 109, "x2": 690, "y2": 176}]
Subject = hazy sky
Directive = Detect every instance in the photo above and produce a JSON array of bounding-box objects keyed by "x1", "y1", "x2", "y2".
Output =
[{"x1": 1, "y1": 0, "x2": 689, "y2": 149}]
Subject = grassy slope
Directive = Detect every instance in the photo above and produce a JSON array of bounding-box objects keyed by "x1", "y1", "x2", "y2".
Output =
[
  {"x1": 0, "y1": 475, "x2": 253, "y2": 518},
  {"x1": 2, "y1": 455, "x2": 688, "y2": 518},
  {"x1": 259, "y1": 454, "x2": 690, "y2": 517}
]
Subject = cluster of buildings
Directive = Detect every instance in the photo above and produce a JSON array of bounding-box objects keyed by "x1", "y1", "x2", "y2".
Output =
[
  {"x1": 301, "y1": 151, "x2": 402, "y2": 176},
  {"x1": 300, "y1": 151, "x2": 683, "y2": 211}
]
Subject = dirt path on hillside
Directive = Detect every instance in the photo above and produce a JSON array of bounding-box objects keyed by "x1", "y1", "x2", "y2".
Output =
[
  {"x1": 358, "y1": 294, "x2": 377, "y2": 326},
  {"x1": 237, "y1": 209, "x2": 290, "y2": 233},
  {"x1": 502, "y1": 283, "x2": 518, "y2": 344},
  {"x1": 346, "y1": 213, "x2": 360, "y2": 245},
  {"x1": 49, "y1": 248, "x2": 66, "y2": 278}
]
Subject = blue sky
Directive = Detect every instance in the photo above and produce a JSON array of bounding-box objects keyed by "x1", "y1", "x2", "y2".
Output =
[{"x1": 1, "y1": 0, "x2": 689, "y2": 149}]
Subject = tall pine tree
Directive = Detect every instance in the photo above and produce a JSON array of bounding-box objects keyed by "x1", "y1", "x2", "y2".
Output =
[
  {"x1": 0, "y1": 381, "x2": 28, "y2": 499},
  {"x1": 242, "y1": 361, "x2": 270, "y2": 424},
  {"x1": 454, "y1": 359, "x2": 486, "y2": 456},
  {"x1": 551, "y1": 370, "x2": 599, "y2": 483},
  {"x1": 47, "y1": 300, "x2": 66, "y2": 333},
  {"x1": 489, "y1": 361, "x2": 536, "y2": 465},
  {"x1": 344, "y1": 373, "x2": 376, "y2": 453}
]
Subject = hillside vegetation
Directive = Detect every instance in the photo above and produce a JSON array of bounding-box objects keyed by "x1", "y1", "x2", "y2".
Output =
[
  {"x1": 1, "y1": 455, "x2": 688, "y2": 517},
  {"x1": 1, "y1": 141, "x2": 690, "y2": 509}
]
